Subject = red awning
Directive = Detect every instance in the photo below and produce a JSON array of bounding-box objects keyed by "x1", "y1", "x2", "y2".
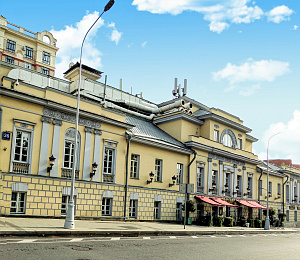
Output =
[
  {"x1": 212, "y1": 198, "x2": 238, "y2": 208},
  {"x1": 247, "y1": 201, "x2": 267, "y2": 210},
  {"x1": 237, "y1": 200, "x2": 258, "y2": 208},
  {"x1": 195, "y1": 196, "x2": 224, "y2": 207}
]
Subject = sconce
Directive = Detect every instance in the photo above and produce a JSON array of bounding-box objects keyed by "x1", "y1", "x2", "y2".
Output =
[
  {"x1": 275, "y1": 193, "x2": 281, "y2": 200},
  {"x1": 169, "y1": 175, "x2": 177, "y2": 187},
  {"x1": 243, "y1": 187, "x2": 251, "y2": 196},
  {"x1": 222, "y1": 183, "x2": 229, "y2": 194},
  {"x1": 147, "y1": 171, "x2": 155, "y2": 184},
  {"x1": 209, "y1": 181, "x2": 217, "y2": 192},
  {"x1": 90, "y1": 162, "x2": 98, "y2": 178},
  {"x1": 233, "y1": 185, "x2": 240, "y2": 195},
  {"x1": 47, "y1": 154, "x2": 56, "y2": 173}
]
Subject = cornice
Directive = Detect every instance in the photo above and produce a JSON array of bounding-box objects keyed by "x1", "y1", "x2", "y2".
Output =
[
  {"x1": 185, "y1": 141, "x2": 260, "y2": 165},
  {"x1": 154, "y1": 112, "x2": 204, "y2": 126},
  {"x1": 246, "y1": 134, "x2": 258, "y2": 142}
]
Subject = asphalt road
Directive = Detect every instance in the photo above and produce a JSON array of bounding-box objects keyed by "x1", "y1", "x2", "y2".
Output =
[{"x1": 1, "y1": 233, "x2": 300, "y2": 260}]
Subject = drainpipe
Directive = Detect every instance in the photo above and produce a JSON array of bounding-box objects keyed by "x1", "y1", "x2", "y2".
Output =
[
  {"x1": 123, "y1": 132, "x2": 132, "y2": 219},
  {"x1": 187, "y1": 149, "x2": 197, "y2": 199},
  {"x1": 257, "y1": 167, "x2": 263, "y2": 220},
  {"x1": 283, "y1": 175, "x2": 289, "y2": 215}
]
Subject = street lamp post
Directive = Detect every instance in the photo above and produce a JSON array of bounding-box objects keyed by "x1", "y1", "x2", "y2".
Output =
[
  {"x1": 264, "y1": 132, "x2": 281, "y2": 230},
  {"x1": 64, "y1": 0, "x2": 115, "y2": 229}
]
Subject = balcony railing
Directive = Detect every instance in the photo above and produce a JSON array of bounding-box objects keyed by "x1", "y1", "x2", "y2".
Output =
[
  {"x1": 103, "y1": 174, "x2": 114, "y2": 183},
  {"x1": 12, "y1": 162, "x2": 29, "y2": 174},
  {"x1": 61, "y1": 168, "x2": 79, "y2": 179}
]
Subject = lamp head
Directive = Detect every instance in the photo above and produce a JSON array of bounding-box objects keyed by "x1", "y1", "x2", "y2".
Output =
[{"x1": 104, "y1": 0, "x2": 115, "y2": 12}]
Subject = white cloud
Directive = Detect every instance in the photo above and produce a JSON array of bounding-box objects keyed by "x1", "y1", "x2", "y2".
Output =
[
  {"x1": 239, "y1": 83, "x2": 260, "y2": 96},
  {"x1": 267, "y1": 5, "x2": 294, "y2": 23},
  {"x1": 141, "y1": 41, "x2": 147, "y2": 48},
  {"x1": 292, "y1": 25, "x2": 298, "y2": 30},
  {"x1": 107, "y1": 22, "x2": 123, "y2": 45},
  {"x1": 260, "y1": 110, "x2": 300, "y2": 162},
  {"x1": 132, "y1": 0, "x2": 294, "y2": 33},
  {"x1": 51, "y1": 11, "x2": 105, "y2": 78},
  {"x1": 213, "y1": 59, "x2": 289, "y2": 84}
]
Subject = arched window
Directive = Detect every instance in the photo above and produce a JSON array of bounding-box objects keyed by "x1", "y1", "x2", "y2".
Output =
[
  {"x1": 220, "y1": 129, "x2": 237, "y2": 149},
  {"x1": 63, "y1": 128, "x2": 81, "y2": 170}
]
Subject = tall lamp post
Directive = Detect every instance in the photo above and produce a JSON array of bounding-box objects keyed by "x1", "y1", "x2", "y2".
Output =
[
  {"x1": 264, "y1": 132, "x2": 281, "y2": 230},
  {"x1": 64, "y1": 0, "x2": 115, "y2": 229}
]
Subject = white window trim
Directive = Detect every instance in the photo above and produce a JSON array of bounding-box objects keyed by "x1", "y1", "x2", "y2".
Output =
[
  {"x1": 130, "y1": 154, "x2": 140, "y2": 179},
  {"x1": 102, "y1": 197, "x2": 113, "y2": 216},
  {"x1": 155, "y1": 159, "x2": 163, "y2": 182},
  {"x1": 10, "y1": 191, "x2": 26, "y2": 214},
  {"x1": 177, "y1": 163, "x2": 183, "y2": 184},
  {"x1": 62, "y1": 128, "x2": 81, "y2": 171},
  {"x1": 102, "y1": 140, "x2": 118, "y2": 183}
]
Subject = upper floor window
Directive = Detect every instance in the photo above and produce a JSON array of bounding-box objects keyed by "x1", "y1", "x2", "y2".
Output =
[
  {"x1": 269, "y1": 182, "x2": 272, "y2": 197},
  {"x1": 155, "y1": 159, "x2": 163, "y2": 182},
  {"x1": 214, "y1": 130, "x2": 219, "y2": 142},
  {"x1": 259, "y1": 180, "x2": 263, "y2": 196},
  {"x1": 196, "y1": 162, "x2": 205, "y2": 193},
  {"x1": 222, "y1": 134, "x2": 233, "y2": 148},
  {"x1": 25, "y1": 46, "x2": 33, "y2": 59},
  {"x1": 5, "y1": 56, "x2": 14, "y2": 64},
  {"x1": 294, "y1": 182, "x2": 298, "y2": 201},
  {"x1": 286, "y1": 184, "x2": 290, "y2": 202},
  {"x1": 238, "y1": 139, "x2": 242, "y2": 149},
  {"x1": 63, "y1": 128, "x2": 81, "y2": 170},
  {"x1": 6, "y1": 39, "x2": 16, "y2": 53},
  {"x1": 41, "y1": 67, "x2": 49, "y2": 75},
  {"x1": 221, "y1": 129, "x2": 237, "y2": 149},
  {"x1": 130, "y1": 154, "x2": 140, "y2": 179},
  {"x1": 277, "y1": 183, "x2": 281, "y2": 195},
  {"x1": 247, "y1": 176, "x2": 253, "y2": 198},
  {"x1": 211, "y1": 170, "x2": 218, "y2": 194},
  {"x1": 177, "y1": 163, "x2": 183, "y2": 184},
  {"x1": 24, "y1": 62, "x2": 32, "y2": 69},
  {"x1": 102, "y1": 140, "x2": 118, "y2": 183},
  {"x1": 237, "y1": 175, "x2": 242, "y2": 196},
  {"x1": 42, "y1": 51, "x2": 50, "y2": 64}
]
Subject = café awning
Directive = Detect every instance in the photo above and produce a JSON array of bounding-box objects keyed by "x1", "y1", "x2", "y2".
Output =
[
  {"x1": 195, "y1": 196, "x2": 224, "y2": 207},
  {"x1": 247, "y1": 201, "x2": 267, "y2": 210},
  {"x1": 212, "y1": 198, "x2": 238, "y2": 208},
  {"x1": 237, "y1": 200, "x2": 258, "y2": 208}
]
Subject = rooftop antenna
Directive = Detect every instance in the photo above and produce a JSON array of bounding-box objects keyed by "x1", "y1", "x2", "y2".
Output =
[
  {"x1": 172, "y1": 78, "x2": 187, "y2": 98},
  {"x1": 172, "y1": 78, "x2": 178, "y2": 96},
  {"x1": 183, "y1": 79, "x2": 187, "y2": 96}
]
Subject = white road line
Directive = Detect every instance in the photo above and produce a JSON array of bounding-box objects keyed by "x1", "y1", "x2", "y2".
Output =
[
  {"x1": 191, "y1": 236, "x2": 198, "y2": 239},
  {"x1": 226, "y1": 235, "x2": 232, "y2": 237},
  {"x1": 17, "y1": 239, "x2": 36, "y2": 243},
  {"x1": 69, "y1": 238, "x2": 84, "y2": 242},
  {"x1": 252, "y1": 235, "x2": 257, "y2": 237},
  {"x1": 239, "y1": 235, "x2": 246, "y2": 237},
  {"x1": 143, "y1": 237, "x2": 151, "y2": 240},
  {"x1": 210, "y1": 236, "x2": 216, "y2": 238},
  {"x1": 111, "y1": 237, "x2": 120, "y2": 241},
  {"x1": 169, "y1": 236, "x2": 176, "y2": 239}
]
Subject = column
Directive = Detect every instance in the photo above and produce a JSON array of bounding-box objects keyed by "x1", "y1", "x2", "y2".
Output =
[
  {"x1": 82, "y1": 127, "x2": 93, "y2": 181},
  {"x1": 242, "y1": 166, "x2": 247, "y2": 198},
  {"x1": 38, "y1": 116, "x2": 51, "y2": 176},
  {"x1": 233, "y1": 164, "x2": 237, "y2": 197},
  {"x1": 207, "y1": 158, "x2": 212, "y2": 195},
  {"x1": 298, "y1": 181, "x2": 300, "y2": 204},
  {"x1": 218, "y1": 161, "x2": 223, "y2": 196},
  {"x1": 291, "y1": 179, "x2": 294, "y2": 203},
  {"x1": 51, "y1": 119, "x2": 62, "y2": 177},
  {"x1": 92, "y1": 129, "x2": 102, "y2": 182}
]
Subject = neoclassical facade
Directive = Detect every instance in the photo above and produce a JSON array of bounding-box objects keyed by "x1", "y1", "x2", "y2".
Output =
[{"x1": 0, "y1": 19, "x2": 299, "y2": 226}]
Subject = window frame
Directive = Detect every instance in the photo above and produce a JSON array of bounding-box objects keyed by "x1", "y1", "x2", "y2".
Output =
[
  {"x1": 196, "y1": 162, "x2": 205, "y2": 193},
  {"x1": 269, "y1": 181, "x2": 272, "y2": 197},
  {"x1": 5, "y1": 55, "x2": 14, "y2": 64},
  {"x1": 41, "y1": 67, "x2": 49, "y2": 75},
  {"x1": 247, "y1": 176, "x2": 253, "y2": 198},
  {"x1": 63, "y1": 128, "x2": 81, "y2": 171},
  {"x1": 102, "y1": 140, "x2": 118, "y2": 183},
  {"x1": 155, "y1": 159, "x2": 163, "y2": 182},
  {"x1": 259, "y1": 180, "x2": 263, "y2": 196},
  {"x1": 214, "y1": 130, "x2": 219, "y2": 142},
  {"x1": 277, "y1": 183, "x2": 281, "y2": 195},
  {"x1": 23, "y1": 62, "x2": 32, "y2": 69},
  {"x1": 154, "y1": 201, "x2": 161, "y2": 220},
  {"x1": 42, "y1": 51, "x2": 50, "y2": 64},
  {"x1": 6, "y1": 39, "x2": 16, "y2": 53},
  {"x1": 130, "y1": 154, "x2": 140, "y2": 179},
  {"x1": 238, "y1": 138, "x2": 242, "y2": 149},
  {"x1": 10, "y1": 192, "x2": 26, "y2": 214},
  {"x1": 102, "y1": 197, "x2": 112, "y2": 216},
  {"x1": 61, "y1": 195, "x2": 77, "y2": 216},
  {"x1": 176, "y1": 163, "x2": 183, "y2": 184},
  {"x1": 25, "y1": 46, "x2": 33, "y2": 59},
  {"x1": 129, "y1": 199, "x2": 138, "y2": 219}
]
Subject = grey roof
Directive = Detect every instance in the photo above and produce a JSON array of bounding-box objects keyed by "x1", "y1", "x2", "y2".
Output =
[{"x1": 125, "y1": 115, "x2": 186, "y2": 149}]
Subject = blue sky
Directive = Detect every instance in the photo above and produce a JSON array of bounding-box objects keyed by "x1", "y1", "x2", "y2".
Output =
[{"x1": 1, "y1": 0, "x2": 300, "y2": 163}]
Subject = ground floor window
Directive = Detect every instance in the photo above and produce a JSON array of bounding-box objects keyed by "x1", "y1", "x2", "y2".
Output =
[
  {"x1": 10, "y1": 192, "x2": 26, "y2": 214},
  {"x1": 154, "y1": 201, "x2": 161, "y2": 220},
  {"x1": 286, "y1": 210, "x2": 289, "y2": 221},
  {"x1": 295, "y1": 211, "x2": 297, "y2": 222},
  {"x1": 61, "y1": 195, "x2": 76, "y2": 216},
  {"x1": 129, "y1": 199, "x2": 138, "y2": 219},
  {"x1": 176, "y1": 203, "x2": 182, "y2": 221},
  {"x1": 102, "y1": 198, "x2": 112, "y2": 216}
]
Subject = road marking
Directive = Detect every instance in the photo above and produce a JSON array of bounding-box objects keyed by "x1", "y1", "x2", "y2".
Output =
[
  {"x1": 17, "y1": 239, "x2": 36, "y2": 243},
  {"x1": 191, "y1": 236, "x2": 198, "y2": 239},
  {"x1": 252, "y1": 235, "x2": 257, "y2": 237},
  {"x1": 143, "y1": 237, "x2": 151, "y2": 240},
  {"x1": 111, "y1": 237, "x2": 120, "y2": 241},
  {"x1": 239, "y1": 235, "x2": 246, "y2": 237},
  {"x1": 169, "y1": 236, "x2": 176, "y2": 239},
  {"x1": 226, "y1": 235, "x2": 232, "y2": 237},
  {"x1": 210, "y1": 236, "x2": 216, "y2": 238},
  {"x1": 70, "y1": 238, "x2": 84, "y2": 242}
]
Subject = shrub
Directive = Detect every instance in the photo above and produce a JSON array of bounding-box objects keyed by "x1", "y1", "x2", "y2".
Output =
[
  {"x1": 224, "y1": 217, "x2": 233, "y2": 227},
  {"x1": 186, "y1": 200, "x2": 196, "y2": 213},
  {"x1": 213, "y1": 216, "x2": 224, "y2": 227},
  {"x1": 254, "y1": 219, "x2": 262, "y2": 228},
  {"x1": 248, "y1": 219, "x2": 255, "y2": 228},
  {"x1": 197, "y1": 216, "x2": 212, "y2": 226},
  {"x1": 240, "y1": 219, "x2": 247, "y2": 227}
]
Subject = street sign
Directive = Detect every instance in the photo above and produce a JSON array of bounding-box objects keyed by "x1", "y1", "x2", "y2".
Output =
[
  {"x1": 179, "y1": 184, "x2": 194, "y2": 194},
  {"x1": 2, "y1": 131, "x2": 11, "y2": 140}
]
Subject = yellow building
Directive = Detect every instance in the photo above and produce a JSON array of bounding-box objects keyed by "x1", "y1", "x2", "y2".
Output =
[{"x1": 0, "y1": 19, "x2": 299, "y2": 227}]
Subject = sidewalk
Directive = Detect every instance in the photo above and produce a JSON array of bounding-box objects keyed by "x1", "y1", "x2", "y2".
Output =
[{"x1": 0, "y1": 217, "x2": 299, "y2": 237}]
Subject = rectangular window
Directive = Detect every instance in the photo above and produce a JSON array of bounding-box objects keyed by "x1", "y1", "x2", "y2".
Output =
[
  {"x1": 225, "y1": 173, "x2": 231, "y2": 195},
  {"x1": 10, "y1": 192, "x2": 26, "y2": 214},
  {"x1": 277, "y1": 183, "x2": 281, "y2": 195},
  {"x1": 129, "y1": 199, "x2": 137, "y2": 219},
  {"x1": 247, "y1": 176, "x2": 252, "y2": 198},
  {"x1": 214, "y1": 130, "x2": 219, "y2": 142},
  {"x1": 24, "y1": 62, "x2": 32, "y2": 69},
  {"x1": 102, "y1": 198, "x2": 112, "y2": 216},
  {"x1": 41, "y1": 67, "x2": 49, "y2": 75},
  {"x1": 103, "y1": 148, "x2": 114, "y2": 174},
  {"x1": 196, "y1": 163, "x2": 204, "y2": 193},
  {"x1": 14, "y1": 130, "x2": 30, "y2": 163},
  {"x1": 176, "y1": 203, "x2": 182, "y2": 221},
  {"x1": 5, "y1": 55, "x2": 14, "y2": 64},
  {"x1": 130, "y1": 154, "x2": 140, "y2": 179},
  {"x1": 42, "y1": 51, "x2": 50, "y2": 64},
  {"x1": 286, "y1": 185, "x2": 290, "y2": 203},
  {"x1": 155, "y1": 159, "x2": 163, "y2": 182},
  {"x1": 269, "y1": 182, "x2": 272, "y2": 197},
  {"x1": 6, "y1": 39, "x2": 16, "y2": 53},
  {"x1": 259, "y1": 180, "x2": 263, "y2": 196},
  {"x1": 102, "y1": 141, "x2": 117, "y2": 183},
  {"x1": 63, "y1": 141, "x2": 75, "y2": 169},
  {"x1": 177, "y1": 163, "x2": 183, "y2": 184},
  {"x1": 61, "y1": 195, "x2": 76, "y2": 216},
  {"x1": 237, "y1": 175, "x2": 242, "y2": 197},
  {"x1": 211, "y1": 170, "x2": 218, "y2": 194},
  {"x1": 154, "y1": 201, "x2": 161, "y2": 220},
  {"x1": 238, "y1": 139, "x2": 242, "y2": 149},
  {"x1": 25, "y1": 46, "x2": 33, "y2": 59}
]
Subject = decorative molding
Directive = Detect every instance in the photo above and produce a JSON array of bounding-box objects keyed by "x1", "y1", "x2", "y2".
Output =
[
  {"x1": 238, "y1": 134, "x2": 242, "y2": 137},
  {"x1": 209, "y1": 153, "x2": 245, "y2": 166},
  {"x1": 238, "y1": 168, "x2": 242, "y2": 172},
  {"x1": 207, "y1": 158, "x2": 212, "y2": 163},
  {"x1": 53, "y1": 119, "x2": 62, "y2": 126},
  {"x1": 154, "y1": 112, "x2": 204, "y2": 126},
  {"x1": 214, "y1": 124, "x2": 219, "y2": 129},
  {"x1": 243, "y1": 166, "x2": 247, "y2": 170},
  {"x1": 44, "y1": 108, "x2": 101, "y2": 129},
  {"x1": 213, "y1": 163, "x2": 218, "y2": 167},
  {"x1": 219, "y1": 161, "x2": 223, "y2": 165},
  {"x1": 41, "y1": 116, "x2": 52, "y2": 124},
  {"x1": 103, "y1": 190, "x2": 114, "y2": 198},
  {"x1": 65, "y1": 128, "x2": 80, "y2": 141},
  {"x1": 20, "y1": 123, "x2": 28, "y2": 129},
  {"x1": 85, "y1": 127, "x2": 94, "y2": 134},
  {"x1": 94, "y1": 129, "x2": 102, "y2": 135},
  {"x1": 11, "y1": 183, "x2": 28, "y2": 192},
  {"x1": 154, "y1": 195, "x2": 162, "y2": 202},
  {"x1": 220, "y1": 129, "x2": 237, "y2": 149}
]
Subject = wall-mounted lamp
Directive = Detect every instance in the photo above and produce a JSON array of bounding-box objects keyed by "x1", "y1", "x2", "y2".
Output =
[
  {"x1": 222, "y1": 183, "x2": 229, "y2": 194},
  {"x1": 147, "y1": 171, "x2": 155, "y2": 184},
  {"x1": 169, "y1": 175, "x2": 177, "y2": 187},
  {"x1": 243, "y1": 187, "x2": 251, "y2": 196},
  {"x1": 209, "y1": 181, "x2": 217, "y2": 192},
  {"x1": 47, "y1": 154, "x2": 56, "y2": 173},
  {"x1": 233, "y1": 185, "x2": 240, "y2": 195},
  {"x1": 90, "y1": 162, "x2": 98, "y2": 178}
]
